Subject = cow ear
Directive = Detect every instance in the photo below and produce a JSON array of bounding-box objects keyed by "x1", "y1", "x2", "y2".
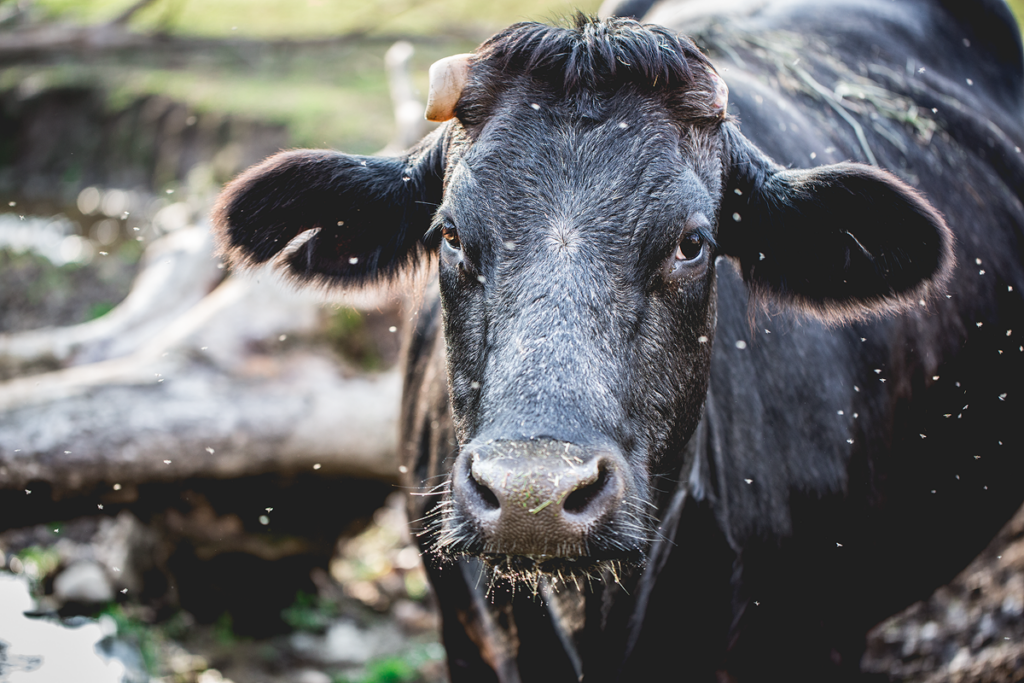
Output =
[
  {"x1": 211, "y1": 127, "x2": 446, "y2": 288},
  {"x1": 716, "y1": 124, "x2": 954, "y2": 322}
]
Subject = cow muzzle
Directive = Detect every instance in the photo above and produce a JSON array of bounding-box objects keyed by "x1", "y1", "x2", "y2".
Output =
[{"x1": 448, "y1": 439, "x2": 629, "y2": 561}]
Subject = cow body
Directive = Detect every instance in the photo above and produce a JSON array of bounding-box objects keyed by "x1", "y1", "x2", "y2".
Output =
[{"x1": 213, "y1": 1, "x2": 1024, "y2": 680}]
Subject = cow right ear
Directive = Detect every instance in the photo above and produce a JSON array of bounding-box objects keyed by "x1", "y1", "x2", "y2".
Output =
[
  {"x1": 716, "y1": 123, "x2": 954, "y2": 323},
  {"x1": 212, "y1": 127, "x2": 447, "y2": 289}
]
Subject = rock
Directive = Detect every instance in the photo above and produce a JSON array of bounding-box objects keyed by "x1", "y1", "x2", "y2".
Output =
[
  {"x1": 292, "y1": 669, "x2": 332, "y2": 683},
  {"x1": 323, "y1": 621, "x2": 376, "y2": 664},
  {"x1": 52, "y1": 560, "x2": 114, "y2": 604},
  {"x1": 96, "y1": 632, "x2": 150, "y2": 683},
  {"x1": 290, "y1": 618, "x2": 407, "y2": 666},
  {"x1": 196, "y1": 669, "x2": 236, "y2": 683},
  {"x1": 92, "y1": 511, "x2": 158, "y2": 595}
]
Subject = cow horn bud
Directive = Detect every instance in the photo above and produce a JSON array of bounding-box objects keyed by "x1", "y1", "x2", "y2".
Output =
[
  {"x1": 425, "y1": 53, "x2": 473, "y2": 122},
  {"x1": 709, "y1": 70, "x2": 729, "y2": 118}
]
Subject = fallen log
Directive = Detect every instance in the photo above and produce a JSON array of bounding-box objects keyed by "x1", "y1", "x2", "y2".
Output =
[{"x1": 0, "y1": 267, "x2": 405, "y2": 497}]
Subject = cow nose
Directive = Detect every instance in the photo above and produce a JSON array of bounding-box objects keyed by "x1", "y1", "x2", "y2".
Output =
[{"x1": 454, "y1": 440, "x2": 625, "y2": 556}]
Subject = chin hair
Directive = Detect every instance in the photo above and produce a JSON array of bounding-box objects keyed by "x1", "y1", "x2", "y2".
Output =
[{"x1": 477, "y1": 553, "x2": 643, "y2": 596}]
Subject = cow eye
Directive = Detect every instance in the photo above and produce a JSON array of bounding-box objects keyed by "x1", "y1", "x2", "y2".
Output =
[
  {"x1": 675, "y1": 233, "x2": 704, "y2": 261},
  {"x1": 441, "y1": 223, "x2": 461, "y2": 250}
]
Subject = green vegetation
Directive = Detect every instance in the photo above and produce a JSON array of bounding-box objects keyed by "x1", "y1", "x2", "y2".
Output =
[
  {"x1": 0, "y1": 50, "x2": 399, "y2": 154},
  {"x1": 101, "y1": 603, "x2": 165, "y2": 676},
  {"x1": 326, "y1": 307, "x2": 384, "y2": 370},
  {"x1": 33, "y1": 0, "x2": 601, "y2": 39},
  {"x1": 86, "y1": 301, "x2": 116, "y2": 320},
  {"x1": 10, "y1": 0, "x2": 599, "y2": 155},
  {"x1": 332, "y1": 644, "x2": 445, "y2": 683},
  {"x1": 213, "y1": 611, "x2": 242, "y2": 646},
  {"x1": 281, "y1": 590, "x2": 338, "y2": 633},
  {"x1": 15, "y1": 545, "x2": 61, "y2": 582},
  {"x1": 336, "y1": 656, "x2": 416, "y2": 683}
]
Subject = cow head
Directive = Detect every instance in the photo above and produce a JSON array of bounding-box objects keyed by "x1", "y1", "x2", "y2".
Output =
[{"x1": 212, "y1": 17, "x2": 952, "y2": 588}]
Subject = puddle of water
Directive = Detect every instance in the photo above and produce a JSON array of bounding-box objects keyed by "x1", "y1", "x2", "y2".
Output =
[{"x1": 0, "y1": 573, "x2": 134, "y2": 683}]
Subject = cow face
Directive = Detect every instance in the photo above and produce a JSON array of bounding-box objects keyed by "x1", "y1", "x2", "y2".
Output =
[
  {"x1": 429, "y1": 50, "x2": 727, "y2": 584},
  {"x1": 212, "y1": 18, "x2": 952, "y2": 588}
]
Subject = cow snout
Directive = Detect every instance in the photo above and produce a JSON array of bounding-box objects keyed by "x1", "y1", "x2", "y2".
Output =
[{"x1": 452, "y1": 440, "x2": 626, "y2": 557}]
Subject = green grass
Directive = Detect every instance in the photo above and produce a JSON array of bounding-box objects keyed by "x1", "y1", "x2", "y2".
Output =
[
  {"x1": 339, "y1": 657, "x2": 416, "y2": 683},
  {"x1": 0, "y1": 35, "x2": 486, "y2": 153},
  {"x1": 33, "y1": 0, "x2": 602, "y2": 38},
  {"x1": 110, "y1": 66, "x2": 393, "y2": 152},
  {"x1": 23, "y1": 0, "x2": 601, "y2": 153},
  {"x1": 332, "y1": 644, "x2": 445, "y2": 683}
]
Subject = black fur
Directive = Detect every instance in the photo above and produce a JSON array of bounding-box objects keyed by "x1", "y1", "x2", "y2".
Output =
[
  {"x1": 719, "y1": 122, "x2": 954, "y2": 322},
  {"x1": 459, "y1": 14, "x2": 719, "y2": 129},
  {"x1": 212, "y1": 3, "x2": 1024, "y2": 681},
  {"x1": 212, "y1": 127, "x2": 447, "y2": 288}
]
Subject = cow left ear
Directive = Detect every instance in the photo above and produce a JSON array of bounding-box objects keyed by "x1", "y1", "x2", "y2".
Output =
[
  {"x1": 716, "y1": 123, "x2": 954, "y2": 322},
  {"x1": 212, "y1": 126, "x2": 447, "y2": 289}
]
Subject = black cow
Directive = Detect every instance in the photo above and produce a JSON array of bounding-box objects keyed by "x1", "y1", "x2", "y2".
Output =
[{"x1": 211, "y1": 0, "x2": 1024, "y2": 680}]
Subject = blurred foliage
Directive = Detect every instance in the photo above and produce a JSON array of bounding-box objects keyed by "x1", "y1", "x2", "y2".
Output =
[
  {"x1": 0, "y1": 244, "x2": 140, "y2": 333},
  {"x1": 6, "y1": 0, "x2": 601, "y2": 156},
  {"x1": 333, "y1": 644, "x2": 446, "y2": 683},
  {"x1": 101, "y1": 603, "x2": 164, "y2": 676},
  {"x1": 85, "y1": 300, "x2": 116, "y2": 320},
  {"x1": 326, "y1": 307, "x2": 383, "y2": 370},
  {"x1": 33, "y1": 0, "x2": 602, "y2": 38},
  {"x1": 0, "y1": 47, "x2": 400, "y2": 154},
  {"x1": 15, "y1": 544, "x2": 61, "y2": 582},
  {"x1": 335, "y1": 656, "x2": 415, "y2": 683},
  {"x1": 1, "y1": 250, "x2": 77, "y2": 306},
  {"x1": 213, "y1": 611, "x2": 243, "y2": 646},
  {"x1": 281, "y1": 589, "x2": 338, "y2": 633}
]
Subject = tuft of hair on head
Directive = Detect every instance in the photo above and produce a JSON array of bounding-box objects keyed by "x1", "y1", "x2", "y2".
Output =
[{"x1": 457, "y1": 15, "x2": 723, "y2": 125}]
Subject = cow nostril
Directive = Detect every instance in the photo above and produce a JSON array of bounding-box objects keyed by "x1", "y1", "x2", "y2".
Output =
[
  {"x1": 563, "y1": 463, "x2": 610, "y2": 514},
  {"x1": 471, "y1": 471, "x2": 501, "y2": 512}
]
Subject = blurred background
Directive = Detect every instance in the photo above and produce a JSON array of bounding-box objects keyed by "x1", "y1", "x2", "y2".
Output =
[{"x1": 0, "y1": 1, "x2": 1023, "y2": 682}]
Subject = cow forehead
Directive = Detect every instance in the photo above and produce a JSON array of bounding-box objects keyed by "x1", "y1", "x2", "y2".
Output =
[
  {"x1": 447, "y1": 101, "x2": 719, "y2": 223},
  {"x1": 466, "y1": 94, "x2": 684, "y2": 167},
  {"x1": 445, "y1": 157, "x2": 714, "y2": 255}
]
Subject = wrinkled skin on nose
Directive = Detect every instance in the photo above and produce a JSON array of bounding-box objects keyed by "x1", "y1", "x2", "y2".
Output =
[{"x1": 449, "y1": 440, "x2": 629, "y2": 559}]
